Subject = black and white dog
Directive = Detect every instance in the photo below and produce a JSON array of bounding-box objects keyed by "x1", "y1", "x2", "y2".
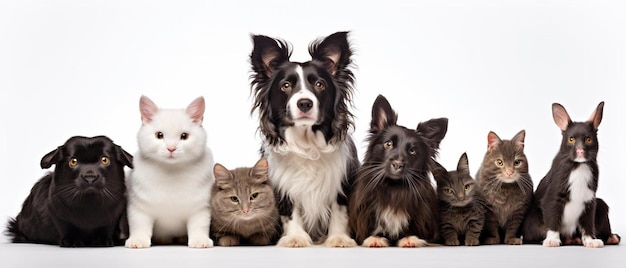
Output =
[{"x1": 249, "y1": 31, "x2": 359, "y2": 247}]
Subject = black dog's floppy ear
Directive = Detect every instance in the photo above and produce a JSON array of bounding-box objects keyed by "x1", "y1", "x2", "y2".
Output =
[
  {"x1": 115, "y1": 145, "x2": 134, "y2": 169},
  {"x1": 40, "y1": 146, "x2": 63, "y2": 169}
]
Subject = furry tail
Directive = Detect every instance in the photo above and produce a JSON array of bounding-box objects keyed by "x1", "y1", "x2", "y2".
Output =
[{"x1": 5, "y1": 218, "x2": 25, "y2": 243}]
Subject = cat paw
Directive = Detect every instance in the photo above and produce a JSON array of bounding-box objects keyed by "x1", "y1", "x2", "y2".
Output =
[
  {"x1": 483, "y1": 237, "x2": 500, "y2": 245},
  {"x1": 444, "y1": 238, "x2": 461, "y2": 246},
  {"x1": 277, "y1": 234, "x2": 312, "y2": 248},
  {"x1": 218, "y1": 236, "x2": 240, "y2": 247},
  {"x1": 125, "y1": 237, "x2": 151, "y2": 249},
  {"x1": 583, "y1": 239, "x2": 604, "y2": 248},
  {"x1": 606, "y1": 234, "x2": 621, "y2": 245},
  {"x1": 188, "y1": 235, "x2": 213, "y2": 248},
  {"x1": 397, "y1": 236, "x2": 427, "y2": 248},
  {"x1": 362, "y1": 236, "x2": 389, "y2": 247},
  {"x1": 505, "y1": 237, "x2": 523, "y2": 245},
  {"x1": 464, "y1": 238, "x2": 480, "y2": 246},
  {"x1": 324, "y1": 234, "x2": 356, "y2": 248},
  {"x1": 542, "y1": 237, "x2": 561, "y2": 247}
]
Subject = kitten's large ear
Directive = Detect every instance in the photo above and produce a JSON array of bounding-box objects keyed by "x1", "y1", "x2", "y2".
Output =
[
  {"x1": 213, "y1": 164, "x2": 233, "y2": 188},
  {"x1": 416, "y1": 118, "x2": 448, "y2": 151},
  {"x1": 139, "y1": 95, "x2": 159, "y2": 124},
  {"x1": 40, "y1": 146, "x2": 62, "y2": 169},
  {"x1": 114, "y1": 145, "x2": 134, "y2": 169},
  {"x1": 588, "y1": 101, "x2": 604, "y2": 129},
  {"x1": 487, "y1": 131, "x2": 501, "y2": 152},
  {"x1": 370, "y1": 95, "x2": 397, "y2": 133},
  {"x1": 250, "y1": 158, "x2": 269, "y2": 183},
  {"x1": 186, "y1": 96, "x2": 205, "y2": 125},
  {"x1": 552, "y1": 103, "x2": 572, "y2": 131},
  {"x1": 457, "y1": 152, "x2": 470, "y2": 176},
  {"x1": 511, "y1": 130, "x2": 526, "y2": 150},
  {"x1": 250, "y1": 34, "x2": 291, "y2": 78},
  {"x1": 309, "y1": 31, "x2": 352, "y2": 76}
]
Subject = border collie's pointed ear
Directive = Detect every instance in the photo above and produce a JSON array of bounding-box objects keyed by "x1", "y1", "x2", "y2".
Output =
[
  {"x1": 487, "y1": 131, "x2": 501, "y2": 152},
  {"x1": 416, "y1": 118, "x2": 448, "y2": 151},
  {"x1": 588, "y1": 101, "x2": 604, "y2": 129},
  {"x1": 309, "y1": 31, "x2": 352, "y2": 76},
  {"x1": 139, "y1": 95, "x2": 159, "y2": 124},
  {"x1": 250, "y1": 34, "x2": 291, "y2": 78},
  {"x1": 552, "y1": 103, "x2": 572, "y2": 131},
  {"x1": 41, "y1": 146, "x2": 63, "y2": 169},
  {"x1": 370, "y1": 95, "x2": 397, "y2": 133},
  {"x1": 186, "y1": 96, "x2": 205, "y2": 125}
]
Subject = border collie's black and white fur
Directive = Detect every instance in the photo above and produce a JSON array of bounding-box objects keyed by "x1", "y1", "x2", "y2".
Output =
[{"x1": 249, "y1": 32, "x2": 359, "y2": 247}]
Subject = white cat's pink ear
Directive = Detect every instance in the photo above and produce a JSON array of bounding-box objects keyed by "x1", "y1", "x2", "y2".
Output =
[
  {"x1": 139, "y1": 95, "x2": 159, "y2": 124},
  {"x1": 186, "y1": 96, "x2": 205, "y2": 125},
  {"x1": 251, "y1": 158, "x2": 269, "y2": 182},
  {"x1": 512, "y1": 129, "x2": 526, "y2": 149},
  {"x1": 588, "y1": 101, "x2": 604, "y2": 129},
  {"x1": 552, "y1": 103, "x2": 571, "y2": 131},
  {"x1": 213, "y1": 164, "x2": 232, "y2": 187},
  {"x1": 487, "y1": 131, "x2": 501, "y2": 152}
]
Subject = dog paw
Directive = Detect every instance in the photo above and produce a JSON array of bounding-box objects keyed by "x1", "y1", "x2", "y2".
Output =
[
  {"x1": 583, "y1": 238, "x2": 604, "y2": 248},
  {"x1": 125, "y1": 236, "x2": 151, "y2": 249},
  {"x1": 542, "y1": 237, "x2": 561, "y2": 247},
  {"x1": 505, "y1": 237, "x2": 523, "y2": 245},
  {"x1": 277, "y1": 234, "x2": 312, "y2": 248},
  {"x1": 397, "y1": 236, "x2": 427, "y2": 248},
  {"x1": 362, "y1": 236, "x2": 389, "y2": 247},
  {"x1": 188, "y1": 235, "x2": 213, "y2": 248},
  {"x1": 606, "y1": 234, "x2": 621, "y2": 245},
  {"x1": 324, "y1": 234, "x2": 356, "y2": 248}
]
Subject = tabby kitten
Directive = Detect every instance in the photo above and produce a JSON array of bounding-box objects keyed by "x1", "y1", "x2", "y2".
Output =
[
  {"x1": 436, "y1": 153, "x2": 487, "y2": 246},
  {"x1": 210, "y1": 158, "x2": 280, "y2": 246},
  {"x1": 476, "y1": 130, "x2": 533, "y2": 245}
]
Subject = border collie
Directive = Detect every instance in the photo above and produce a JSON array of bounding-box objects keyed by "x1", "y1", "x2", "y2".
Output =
[{"x1": 249, "y1": 31, "x2": 359, "y2": 247}]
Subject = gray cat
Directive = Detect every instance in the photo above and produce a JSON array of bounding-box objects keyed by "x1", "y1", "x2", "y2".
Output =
[
  {"x1": 436, "y1": 153, "x2": 487, "y2": 246},
  {"x1": 476, "y1": 130, "x2": 533, "y2": 245},
  {"x1": 210, "y1": 158, "x2": 280, "y2": 246}
]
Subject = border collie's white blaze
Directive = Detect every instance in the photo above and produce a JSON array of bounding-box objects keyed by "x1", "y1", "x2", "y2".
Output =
[{"x1": 249, "y1": 32, "x2": 358, "y2": 247}]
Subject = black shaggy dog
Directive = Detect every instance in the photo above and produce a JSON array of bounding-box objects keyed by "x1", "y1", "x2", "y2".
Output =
[{"x1": 6, "y1": 136, "x2": 133, "y2": 247}]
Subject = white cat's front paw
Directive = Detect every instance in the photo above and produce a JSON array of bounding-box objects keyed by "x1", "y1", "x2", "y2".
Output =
[
  {"x1": 277, "y1": 234, "x2": 312, "y2": 248},
  {"x1": 362, "y1": 236, "x2": 389, "y2": 247},
  {"x1": 542, "y1": 237, "x2": 561, "y2": 247},
  {"x1": 583, "y1": 238, "x2": 604, "y2": 248},
  {"x1": 125, "y1": 236, "x2": 151, "y2": 249},
  {"x1": 324, "y1": 234, "x2": 356, "y2": 248},
  {"x1": 188, "y1": 235, "x2": 213, "y2": 248},
  {"x1": 397, "y1": 236, "x2": 427, "y2": 248}
]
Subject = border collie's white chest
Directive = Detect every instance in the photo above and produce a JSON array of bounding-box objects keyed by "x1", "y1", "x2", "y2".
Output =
[{"x1": 561, "y1": 163, "x2": 595, "y2": 235}]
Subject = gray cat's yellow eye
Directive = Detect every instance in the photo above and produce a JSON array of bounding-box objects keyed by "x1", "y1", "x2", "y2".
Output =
[
  {"x1": 155, "y1": 132, "x2": 164, "y2": 139},
  {"x1": 230, "y1": 196, "x2": 239, "y2": 203},
  {"x1": 444, "y1": 189, "x2": 453, "y2": 195},
  {"x1": 495, "y1": 159, "x2": 504, "y2": 167},
  {"x1": 384, "y1": 141, "x2": 393, "y2": 149},
  {"x1": 250, "y1": 192, "x2": 259, "y2": 200},
  {"x1": 69, "y1": 158, "x2": 79, "y2": 167},
  {"x1": 514, "y1": 159, "x2": 522, "y2": 167},
  {"x1": 464, "y1": 184, "x2": 471, "y2": 191},
  {"x1": 568, "y1": 137, "x2": 575, "y2": 144},
  {"x1": 101, "y1": 156, "x2": 110, "y2": 166},
  {"x1": 585, "y1": 137, "x2": 593, "y2": 144}
]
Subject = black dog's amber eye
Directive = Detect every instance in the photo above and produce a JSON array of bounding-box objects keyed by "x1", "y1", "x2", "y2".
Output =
[
  {"x1": 180, "y1": 133, "x2": 189, "y2": 140},
  {"x1": 101, "y1": 156, "x2": 110, "y2": 166},
  {"x1": 315, "y1": 81, "x2": 325, "y2": 91},
  {"x1": 384, "y1": 141, "x2": 393, "y2": 149},
  {"x1": 69, "y1": 158, "x2": 78, "y2": 167},
  {"x1": 568, "y1": 137, "x2": 575, "y2": 144},
  {"x1": 586, "y1": 137, "x2": 593, "y2": 144},
  {"x1": 230, "y1": 196, "x2": 239, "y2": 203},
  {"x1": 281, "y1": 82, "x2": 291, "y2": 92},
  {"x1": 156, "y1": 132, "x2": 164, "y2": 139}
]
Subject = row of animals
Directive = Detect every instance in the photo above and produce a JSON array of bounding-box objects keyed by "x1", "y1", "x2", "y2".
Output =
[
  {"x1": 5, "y1": 94, "x2": 620, "y2": 248},
  {"x1": 5, "y1": 31, "x2": 621, "y2": 248}
]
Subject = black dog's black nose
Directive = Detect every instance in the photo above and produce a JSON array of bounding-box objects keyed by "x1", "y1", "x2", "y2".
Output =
[
  {"x1": 82, "y1": 171, "x2": 99, "y2": 184},
  {"x1": 297, "y1": 99, "x2": 313, "y2": 113}
]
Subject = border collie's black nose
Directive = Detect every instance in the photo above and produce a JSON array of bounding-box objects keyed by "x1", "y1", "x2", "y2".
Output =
[{"x1": 297, "y1": 99, "x2": 313, "y2": 113}]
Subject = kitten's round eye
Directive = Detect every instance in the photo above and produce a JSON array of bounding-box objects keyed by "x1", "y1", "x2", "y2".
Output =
[
  {"x1": 250, "y1": 192, "x2": 259, "y2": 200},
  {"x1": 101, "y1": 156, "x2": 110, "y2": 166},
  {"x1": 585, "y1": 137, "x2": 593, "y2": 144},
  {"x1": 315, "y1": 81, "x2": 325, "y2": 91},
  {"x1": 69, "y1": 158, "x2": 78, "y2": 168},
  {"x1": 180, "y1": 133, "x2": 189, "y2": 140},
  {"x1": 281, "y1": 82, "x2": 291, "y2": 91},
  {"x1": 444, "y1": 189, "x2": 453, "y2": 195},
  {"x1": 408, "y1": 148, "x2": 416, "y2": 155},
  {"x1": 464, "y1": 184, "x2": 471, "y2": 191},
  {"x1": 568, "y1": 137, "x2": 575, "y2": 144},
  {"x1": 384, "y1": 141, "x2": 393, "y2": 149},
  {"x1": 230, "y1": 196, "x2": 239, "y2": 203},
  {"x1": 514, "y1": 159, "x2": 522, "y2": 167},
  {"x1": 156, "y1": 132, "x2": 164, "y2": 139},
  {"x1": 495, "y1": 159, "x2": 504, "y2": 167}
]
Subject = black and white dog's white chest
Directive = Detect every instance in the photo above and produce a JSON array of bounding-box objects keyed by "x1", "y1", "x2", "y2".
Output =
[{"x1": 561, "y1": 163, "x2": 595, "y2": 235}]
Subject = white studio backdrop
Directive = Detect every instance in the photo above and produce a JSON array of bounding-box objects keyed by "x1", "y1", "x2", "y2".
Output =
[{"x1": 1, "y1": 0, "x2": 625, "y2": 243}]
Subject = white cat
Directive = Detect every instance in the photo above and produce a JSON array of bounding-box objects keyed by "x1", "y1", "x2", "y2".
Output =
[{"x1": 125, "y1": 95, "x2": 214, "y2": 248}]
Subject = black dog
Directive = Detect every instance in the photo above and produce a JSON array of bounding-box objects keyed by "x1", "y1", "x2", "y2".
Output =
[{"x1": 6, "y1": 136, "x2": 133, "y2": 247}]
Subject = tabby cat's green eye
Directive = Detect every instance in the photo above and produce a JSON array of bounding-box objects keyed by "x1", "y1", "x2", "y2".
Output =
[
  {"x1": 444, "y1": 189, "x2": 453, "y2": 195},
  {"x1": 464, "y1": 184, "x2": 471, "y2": 191},
  {"x1": 514, "y1": 159, "x2": 522, "y2": 167},
  {"x1": 230, "y1": 196, "x2": 239, "y2": 203},
  {"x1": 495, "y1": 159, "x2": 504, "y2": 167}
]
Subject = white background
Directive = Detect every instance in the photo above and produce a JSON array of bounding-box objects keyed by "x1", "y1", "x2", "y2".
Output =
[{"x1": 0, "y1": 0, "x2": 624, "y2": 267}]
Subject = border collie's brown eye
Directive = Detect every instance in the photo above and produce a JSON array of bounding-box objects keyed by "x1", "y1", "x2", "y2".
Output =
[
  {"x1": 384, "y1": 141, "x2": 393, "y2": 149},
  {"x1": 281, "y1": 82, "x2": 291, "y2": 91},
  {"x1": 408, "y1": 148, "x2": 416, "y2": 155},
  {"x1": 315, "y1": 81, "x2": 325, "y2": 91},
  {"x1": 69, "y1": 158, "x2": 78, "y2": 167},
  {"x1": 101, "y1": 156, "x2": 110, "y2": 166},
  {"x1": 495, "y1": 159, "x2": 504, "y2": 167},
  {"x1": 180, "y1": 133, "x2": 189, "y2": 140},
  {"x1": 585, "y1": 137, "x2": 593, "y2": 144},
  {"x1": 568, "y1": 137, "x2": 575, "y2": 144},
  {"x1": 156, "y1": 132, "x2": 164, "y2": 139}
]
